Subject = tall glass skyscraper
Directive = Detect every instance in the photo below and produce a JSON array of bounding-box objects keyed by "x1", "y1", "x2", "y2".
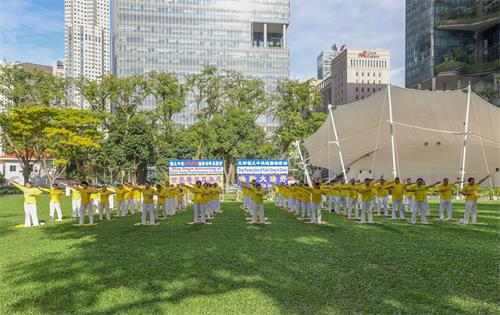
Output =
[
  {"x1": 112, "y1": 0, "x2": 290, "y2": 132},
  {"x1": 405, "y1": 0, "x2": 473, "y2": 88}
]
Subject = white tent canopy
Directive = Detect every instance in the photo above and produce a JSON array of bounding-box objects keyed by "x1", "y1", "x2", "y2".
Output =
[{"x1": 303, "y1": 86, "x2": 500, "y2": 186}]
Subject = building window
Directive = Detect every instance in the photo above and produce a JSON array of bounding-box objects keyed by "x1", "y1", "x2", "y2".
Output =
[
  {"x1": 361, "y1": 87, "x2": 364, "y2": 92},
  {"x1": 9, "y1": 165, "x2": 16, "y2": 172},
  {"x1": 361, "y1": 72, "x2": 364, "y2": 76},
  {"x1": 355, "y1": 87, "x2": 358, "y2": 92},
  {"x1": 356, "y1": 96, "x2": 358, "y2": 100},
  {"x1": 356, "y1": 72, "x2": 358, "y2": 76}
]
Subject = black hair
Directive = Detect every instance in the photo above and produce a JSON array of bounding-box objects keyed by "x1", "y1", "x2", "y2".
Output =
[
  {"x1": 81, "y1": 181, "x2": 88, "y2": 186},
  {"x1": 468, "y1": 177, "x2": 474, "y2": 181}
]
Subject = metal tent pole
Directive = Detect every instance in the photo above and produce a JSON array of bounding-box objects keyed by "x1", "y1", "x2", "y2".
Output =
[
  {"x1": 387, "y1": 84, "x2": 398, "y2": 179},
  {"x1": 328, "y1": 105, "x2": 347, "y2": 179},
  {"x1": 459, "y1": 83, "x2": 472, "y2": 190},
  {"x1": 294, "y1": 141, "x2": 313, "y2": 187}
]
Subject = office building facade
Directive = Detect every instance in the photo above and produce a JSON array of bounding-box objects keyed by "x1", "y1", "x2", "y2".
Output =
[
  {"x1": 317, "y1": 50, "x2": 340, "y2": 80},
  {"x1": 405, "y1": 0, "x2": 499, "y2": 105},
  {"x1": 64, "y1": 0, "x2": 111, "y2": 108},
  {"x1": 112, "y1": 0, "x2": 290, "y2": 132},
  {"x1": 328, "y1": 48, "x2": 391, "y2": 106}
]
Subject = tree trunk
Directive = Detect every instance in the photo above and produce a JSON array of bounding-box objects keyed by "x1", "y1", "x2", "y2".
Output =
[{"x1": 21, "y1": 159, "x2": 31, "y2": 184}]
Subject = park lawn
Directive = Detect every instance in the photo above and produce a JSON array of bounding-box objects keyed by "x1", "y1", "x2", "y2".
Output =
[{"x1": 0, "y1": 195, "x2": 499, "y2": 315}]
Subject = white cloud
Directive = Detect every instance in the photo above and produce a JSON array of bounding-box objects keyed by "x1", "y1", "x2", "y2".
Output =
[{"x1": 289, "y1": 0, "x2": 406, "y2": 86}]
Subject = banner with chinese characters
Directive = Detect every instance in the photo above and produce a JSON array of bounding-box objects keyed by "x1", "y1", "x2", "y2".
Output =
[
  {"x1": 168, "y1": 160, "x2": 224, "y2": 186},
  {"x1": 236, "y1": 160, "x2": 288, "y2": 188}
]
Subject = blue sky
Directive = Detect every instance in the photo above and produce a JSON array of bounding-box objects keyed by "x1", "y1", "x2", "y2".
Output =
[{"x1": 0, "y1": 0, "x2": 405, "y2": 86}]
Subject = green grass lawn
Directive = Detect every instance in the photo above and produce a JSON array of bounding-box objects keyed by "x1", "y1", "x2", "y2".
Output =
[{"x1": 0, "y1": 195, "x2": 499, "y2": 315}]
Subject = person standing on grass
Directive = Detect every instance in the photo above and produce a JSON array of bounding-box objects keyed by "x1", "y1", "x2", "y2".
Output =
[
  {"x1": 69, "y1": 186, "x2": 82, "y2": 218},
  {"x1": 406, "y1": 179, "x2": 440, "y2": 224},
  {"x1": 98, "y1": 184, "x2": 115, "y2": 221},
  {"x1": 90, "y1": 191, "x2": 100, "y2": 216},
  {"x1": 155, "y1": 184, "x2": 167, "y2": 219},
  {"x1": 248, "y1": 183, "x2": 267, "y2": 224},
  {"x1": 374, "y1": 178, "x2": 390, "y2": 216},
  {"x1": 109, "y1": 184, "x2": 129, "y2": 217},
  {"x1": 40, "y1": 183, "x2": 65, "y2": 222},
  {"x1": 434, "y1": 178, "x2": 461, "y2": 221},
  {"x1": 73, "y1": 181, "x2": 100, "y2": 225},
  {"x1": 344, "y1": 178, "x2": 360, "y2": 220},
  {"x1": 460, "y1": 175, "x2": 490, "y2": 225},
  {"x1": 387, "y1": 177, "x2": 406, "y2": 220},
  {"x1": 10, "y1": 178, "x2": 43, "y2": 227},
  {"x1": 304, "y1": 182, "x2": 325, "y2": 224},
  {"x1": 187, "y1": 181, "x2": 207, "y2": 224},
  {"x1": 124, "y1": 184, "x2": 135, "y2": 215},
  {"x1": 356, "y1": 178, "x2": 376, "y2": 224},
  {"x1": 132, "y1": 188, "x2": 142, "y2": 213},
  {"x1": 131, "y1": 181, "x2": 157, "y2": 225}
]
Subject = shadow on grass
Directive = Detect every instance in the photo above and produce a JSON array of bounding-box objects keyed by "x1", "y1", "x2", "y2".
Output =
[{"x1": 2, "y1": 201, "x2": 499, "y2": 314}]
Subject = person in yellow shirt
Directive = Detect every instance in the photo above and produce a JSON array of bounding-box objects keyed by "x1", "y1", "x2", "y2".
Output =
[
  {"x1": 73, "y1": 181, "x2": 100, "y2": 225},
  {"x1": 132, "y1": 181, "x2": 157, "y2": 225},
  {"x1": 187, "y1": 181, "x2": 207, "y2": 224},
  {"x1": 40, "y1": 183, "x2": 65, "y2": 222},
  {"x1": 356, "y1": 178, "x2": 376, "y2": 224},
  {"x1": 434, "y1": 178, "x2": 461, "y2": 221},
  {"x1": 110, "y1": 184, "x2": 129, "y2": 217},
  {"x1": 180, "y1": 184, "x2": 189, "y2": 209},
  {"x1": 386, "y1": 177, "x2": 406, "y2": 220},
  {"x1": 175, "y1": 184, "x2": 184, "y2": 212},
  {"x1": 69, "y1": 186, "x2": 82, "y2": 218},
  {"x1": 213, "y1": 183, "x2": 223, "y2": 213},
  {"x1": 404, "y1": 178, "x2": 413, "y2": 213},
  {"x1": 304, "y1": 182, "x2": 325, "y2": 224},
  {"x1": 406, "y1": 178, "x2": 440, "y2": 224},
  {"x1": 323, "y1": 183, "x2": 335, "y2": 213},
  {"x1": 273, "y1": 184, "x2": 282, "y2": 208},
  {"x1": 374, "y1": 178, "x2": 390, "y2": 216},
  {"x1": 460, "y1": 175, "x2": 490, "y2": 224},
  {"x1": 343, "y1": 178, "x2": 360, "y2": 220},
  {"x1": 124, "y1": 184, "x2": 136, "y2": 215},
  {"x1": 97, "y1": 184, "x2": 115, "y2": 221},
  {"x1": 280, "y1": 184, "x2": 291, "y2": 211},
  {"x1": 155, "y1": 184, "x2": 168, "y2": 219},
  {"x1": 90, "y1": 192, "x2": 100, "y2": 215},
  {"x1": 335, "y1": 178, "x2": 348, "y2": 215},
  {"x1": 248, "y1": 183, "x2": 267, "y2": 224},
  {"x1": 163, "y1": 184, "x2": 177, "y2": 217},
  {"x1": 133, "y1": 189, "x2": 142, "y2": 213},
  {"x1": 10, "y1": 178, "x2": 43, "y2": 227}
]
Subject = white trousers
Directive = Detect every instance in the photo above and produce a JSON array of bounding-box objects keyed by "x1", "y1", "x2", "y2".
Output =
[
  {"x1": 252, "y1": 203, "x2": 265, "y2": 223},
  {"x1": 360, "y1": 201, "x2": 373, "y2": 224},
  {"x1": 99, "y1": 204, "x2": 111, "y2": 220},
  {"x1": 439, "y1": 199, "x2": 452, "y2": 220},
  {"x1": 194, "y1": 203, "x2": 206, "y2": 223},
  {"x1": 378, "y1": 196, "x2": 388, "y2": 215},
  {"x1": 347, "y1": 198, "x2": 358, "y2": 219},
  {"x1": 116, "y1": 201, "x2": 124, "y2": 216},
  {"x1": 49, "y1": 201, "x2": 62, "y2": 221},
  {"x1": 72, "y1": 199, "x2": 81, "y2": 217},
  {"x1": 141, "y1": 203, "x2": 155, "y2": 224},
  {"x1": 405, "y1": 196, "x2": 413, "y2": 212},
  {"x1": 301, "y1": 201, "x2": 311, "y2": 218},
  {"x1": 327, "y1": 196, "x2": 334, "y2": 212},
  {"x1": 411, "y1": 201, "x2": 428, "y2": 224},
  {"x1": 24, "y1": 203, "x2": 39, "y2": 227},
  {"x1": 310, "y1": 202, "x2": 321, "y2": 223},
  {"x1": 182, "y1": 195, "x2": 188, "y2": 208},
  {"x1": 463, "y1": 200, "x2": 478, "y2": 224},
  {"x1": 79, "y1": 203, "x2": 94, "y2": 225},
  {"x1": 335, "y1": 197, "x2": 347, "y2": 214},
  {"x1": 392, "y1": 199, "x2": 404, "y2": 219}
]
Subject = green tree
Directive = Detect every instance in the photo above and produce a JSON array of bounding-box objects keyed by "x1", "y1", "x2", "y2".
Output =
[
  {"x1": 111, "y1": 75, "x2": 150, "y2": 122},
  {"x1": 274, "y1": 80, "x2": 326, "y2": 156},
  {"x1": 185, "y1": 66, "x2": 225, "y2": 121}
]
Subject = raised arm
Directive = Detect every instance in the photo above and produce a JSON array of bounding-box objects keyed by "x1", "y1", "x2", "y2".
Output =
[{"x1": 478, "y1": 175, "x2": 490, "y2": 185}]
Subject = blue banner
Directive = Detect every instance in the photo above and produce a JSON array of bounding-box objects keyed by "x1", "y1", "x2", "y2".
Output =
[{"x1": 236, "y1": 159, "x2": 288, "y2": 188}]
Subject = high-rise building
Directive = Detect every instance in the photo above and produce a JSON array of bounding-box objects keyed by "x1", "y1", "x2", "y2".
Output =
[
  {"x1": 317, "y1": 50, "x2": 340, "y2": 80},
  {"x1": 64, "y1": 0, "x2": 111, "y2": 108},
  {"x1": 327, "y1": 48, "x2": 391, "y2": 106},
  {"x1": 112, "y1": 0, "x2": 290, "y2": 132},
  {"x1": 405, "y1": 0, "x2": 499, "y2": 104}
]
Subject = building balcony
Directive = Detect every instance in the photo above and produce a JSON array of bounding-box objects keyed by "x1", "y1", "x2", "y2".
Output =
[
  {"x1": 437, "y1": 11, "x2": 500, "y2": 32},
  {"x1": 434, "y1": 60, "x2": 500, "y2": 76}
]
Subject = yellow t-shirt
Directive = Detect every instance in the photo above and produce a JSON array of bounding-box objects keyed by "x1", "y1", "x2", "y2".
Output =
[
  {"x1": 133, "y1": 190, "x2": 142, "y2": 199},
  {"x1": 69, "y1": 188, "x2": 81, "y2": 201},
  {"x1": 156, "y1": 189, "x2": 168, "y2": 205},
  {"x1": 99, "y1": 190, "x2": 114, "y2": 205},
  {"x1": 41, "y1": 188, "x2": 65, "y2": 203},
  {"x1": 390, "y1": 183, "x2": 406, "y2": 201},
  {"x1": 407, "y1": 185, "x2": 429, "y2": 202},
  {"x1": 75, "y1": 187, "x2": 99, "y2": 206},
  {"x1": 435, "y1": 184, "x2": 455, "y2": 200},
  {"x1": 346, "y1": 184, "x2": 359, "y2": 199},
  {"x1": 375, "y1": 183, "x2": 389, "y2": 197},
  {"x1": 461, "y1": 184, "x2": 480, "y2": 201},
  {"x1": 138, "y1": 187, "x2": 156, "y2": 204},
  {"x1": 112, "y1": 187, "x2": 128, "y2": 203},
  {"x1": 310, "y1": 187, "x2": 323, "y2": 204},
  {"x1": 358, "y1": 185, "x2": 375, "y2": 202},
  {"x1": 189, "y1": 186, "x2": 205, "y2": 203},
  {"x1": 124, "y1": 186, "x2": 135, "y2": 200},
  {"x1": 252, "y1": 188, "x2": 264, "y2": 204},
  {"x1": 12, "y1": 182, "x2": 42, "y2": 204}
]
